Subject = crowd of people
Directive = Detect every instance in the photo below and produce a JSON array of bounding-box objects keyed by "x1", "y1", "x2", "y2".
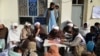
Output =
[
  {"x1": 0, "y1": 21, "x2": 100, "y2": 56},
  {"x1": 0, "y1": 2, "x2": 100, "y2": 56}
]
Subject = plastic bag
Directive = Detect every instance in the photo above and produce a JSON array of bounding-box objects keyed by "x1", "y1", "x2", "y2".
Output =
[{"x1": 87, "y1": 41, "x2": 95, "y2": 52}]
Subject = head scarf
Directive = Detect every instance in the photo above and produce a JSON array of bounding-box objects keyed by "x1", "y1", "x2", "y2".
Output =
[
  {"x1": 11, "y1": 23, "x2": 18, "y2": 30},
  {"x1": 34, "y1": 22, "x2": 40, "y2": 26},
  {"x1": 25, "y1": 22, "x2": 31, "y2": 26},
  {"x1": 52, "y1": 25, "x2": 59, "y2": 30},
  {"x1": 8, "y1": 23, "x2": 21, "y2": 48},
  {"x1": 67, "y1": 23, "x2": 73, "y2": 27}
]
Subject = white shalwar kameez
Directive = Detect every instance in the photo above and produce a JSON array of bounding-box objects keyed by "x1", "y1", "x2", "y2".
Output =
[{"x1": 7, "y1": 23, "x2": 21, "y2": 49}]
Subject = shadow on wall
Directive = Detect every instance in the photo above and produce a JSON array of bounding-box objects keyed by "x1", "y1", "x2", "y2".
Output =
[
  {"x1": 60, "y1": 21, "x2": 67, "y2": 30},
  {"x1": 52, "y1": 0, "x2": 60, "y2": 3}
]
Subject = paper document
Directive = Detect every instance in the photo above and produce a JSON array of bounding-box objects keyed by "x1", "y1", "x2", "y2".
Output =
[{"x1": 35, "y1": 36, "x2": 43, "y2": 42}]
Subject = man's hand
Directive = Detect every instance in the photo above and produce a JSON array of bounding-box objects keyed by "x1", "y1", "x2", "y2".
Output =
[
  {"x1": 12, "y1": 41, "x2": 16, "y2": 45},
  {"x1": 60, "y1": 41, "x2": 70, "y2": 45},
  {"x1": 60, "y1": 39, "x2": 67, "y2": 42},
  {"x1": 36, "y1": 29, "x2": 40, "y2": 36}
]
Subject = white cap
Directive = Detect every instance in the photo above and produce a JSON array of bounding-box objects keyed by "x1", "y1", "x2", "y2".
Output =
[
  {"x1": 66, "y1": 20, "x2": 72, "y2": 23},
  {"x1": 12, "y1": 23, "x2": 18, "y2": 26},
  {"x1": 34, "y1": 22, "x2": 40, "y2": 26},
  {"x1": 67, "y1": 23, "x2": 73, "y2": 27},
  {"x1": 73, "y1": 26, "x2": 78, "y2": 29},
  {"x1": 25, "y1": 22, "x2": 31, "y2": 26},
  {"x1": 55, "y1": 3, "x2": 59, "y2": 6},
  {"x1": 52, "y1": 25, "x2": 59, "y2": 30}
]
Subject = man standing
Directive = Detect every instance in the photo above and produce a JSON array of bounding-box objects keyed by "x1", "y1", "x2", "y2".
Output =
[
  {"x1": 55, "y1": 4, "x2": 60, "y2": 25},
  {"x1": 46, "y1": 2, "x2": 57, "y2": 33}
]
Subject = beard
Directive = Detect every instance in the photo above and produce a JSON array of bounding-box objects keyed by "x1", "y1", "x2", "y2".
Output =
[{"x1": 49, "y1": 7, "x2": 54, "y2": 10}]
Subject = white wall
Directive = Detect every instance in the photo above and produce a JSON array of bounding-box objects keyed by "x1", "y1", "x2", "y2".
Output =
[
  {"x1": 60, "y1": 0, "x2": 72, "y2": 29},
  {"x1": 85, "y1": 0, "x2": 100, "y2": 26},
  {"x1": 47, "y1": 0, "x2": 53, "y2": 7},
  {"x1": 0, "y1": 0, "x2": 2, "y2": 23},
  {"x1": 0, "y1": 0, "x2": 19, "y2": 28}
]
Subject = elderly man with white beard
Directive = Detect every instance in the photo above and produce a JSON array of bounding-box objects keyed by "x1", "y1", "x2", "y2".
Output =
[{"x1": 7, "y1": 23, "x2": 21, "y2": 49}]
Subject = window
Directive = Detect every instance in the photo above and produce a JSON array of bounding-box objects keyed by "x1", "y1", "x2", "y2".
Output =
[
  {"x1": 18, "y1": 0, "x2": 47, "y2": 24},
  {"x1": 18, "y1": 0, "x2": 37, "y2": 16},
  {"x1": 29, "y1": 0, "x2": 37, "y2": 16},
  {"x1": 72, "y1": 0, "x2": 84, "y2": 4},
  {"x1": 38, "y1": 0, "x2": 47, "y2": 16},
  {"x1": 72, "y1": 0, "x2": 77, "y2": 4},
  {"x1": 19, "y1": 17, "x2": 33, "y2": 24},
  {"x1": 18, "y1": 0, "x2": 47, "y2": 16}
]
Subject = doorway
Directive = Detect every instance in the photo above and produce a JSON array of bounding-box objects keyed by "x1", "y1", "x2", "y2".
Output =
[{"x1": 71, "y1": 0, "x2": 84, "y2": 29}]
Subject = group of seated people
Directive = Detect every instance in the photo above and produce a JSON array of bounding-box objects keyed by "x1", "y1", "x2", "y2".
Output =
[{"x1": 0, "y1": 21, "x2": 100, "y2": 56}]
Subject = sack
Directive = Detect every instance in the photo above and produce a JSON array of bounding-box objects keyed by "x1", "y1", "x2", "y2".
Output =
[
  {"x1": 35, "y1": 36, "x2": 43, "y2": 42},
  {"x1": 82, "y1": 52, "x2": 96, "y2": 56},
  {"x1": 86, "y1": 41, "x2": 95, "y2": 52},
  {"x1": 75, "y1": 45, "x2": 85, "y2": 56},
  {"x1": 23, "y1": 49, "x2": 37, "y2": 56},
  {"x1": 87, "y1": 52, "x2": 96, "y2": 56}
]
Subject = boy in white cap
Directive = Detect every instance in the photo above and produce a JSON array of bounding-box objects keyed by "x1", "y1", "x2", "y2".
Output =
[
  {"x1": 21, "y1": 22, "x2": 33, "y2": 42},
  {"x1": 80, "y1": 23, "x2": 90, "y2": 38},
  {"x1": 55, "y1": 4, "x2": 59, "y2": 25},
  {"x1": 63, "y1": 23, "x2": 73, "y2": 41},
  {"x1": 48, "y1": 25, "x2": 65, "y2": 42},
  {"x1": 33, "y1": 22, "x2": 47, "y2": 52}
]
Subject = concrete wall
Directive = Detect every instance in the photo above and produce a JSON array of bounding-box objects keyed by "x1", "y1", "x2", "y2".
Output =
[
  {"x1": 47, "y1": 0, "x2": 53, "y2": 7},
  {"x1": 0, "y1": 0, "x2": 19, "y2": 28},
  {"x1": 83, "y1": 0, "x2": 88, "y2": 24},
  {"x1": 85, "y1": 0, "x2": 100, "y2": 26},
  {"x1": 0, "y1": 0, "x2": 1, "y2": 22},
  {"x1": 60, "y1": 0, "x2": 72, "y2": 29},
  {"x1": 0, "y1": 0, "x2": 3, "y2": 23}
]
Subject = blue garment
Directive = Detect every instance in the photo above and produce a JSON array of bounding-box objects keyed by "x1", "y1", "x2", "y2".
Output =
[
  {"x1": 0, "y1": 49, "x2": 8, "y2": 56},
  {"x1": 85, "y1": 33, "x2": 96, "y2": 52},
  {"x1": 9, "y1": 50, "x2": 22, "y2": 56},
  {"x1": 0, "y1": 39, "x2": 5, "y2": 50},
  {"x1": 48, "y1": 10, "x2": 57, "y2": 33},
  {"x1": 87, "y1": 41, "x2": 95, "y2": 52}
]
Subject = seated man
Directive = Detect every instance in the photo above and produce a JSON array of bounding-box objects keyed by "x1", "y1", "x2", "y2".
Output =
[
  {"x1": 61, "y1": 26, "x2": 86, "y2": 56},
  {"x1": 9, "y1": 46, "x2": 22, "y2": 56}
]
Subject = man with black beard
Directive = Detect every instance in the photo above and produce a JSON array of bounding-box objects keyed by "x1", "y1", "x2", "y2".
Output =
[
  {"x1": 94, "y1": 22, "x2": 100, "y2": 33},
  {"x1": 61, "y1": 26, "x2": 86, "y2": 56},
  {"x1": 45, "y1": 2, "x2": 57, "y2": 33}
]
